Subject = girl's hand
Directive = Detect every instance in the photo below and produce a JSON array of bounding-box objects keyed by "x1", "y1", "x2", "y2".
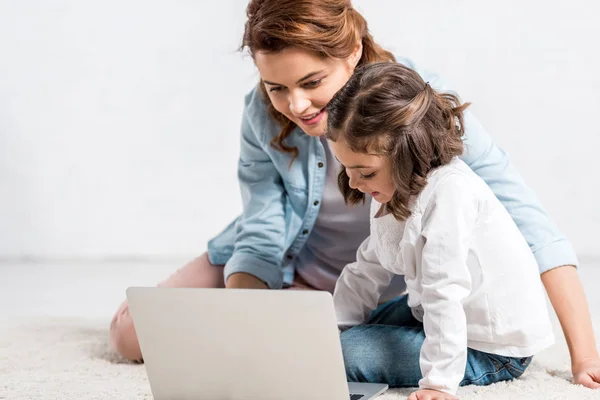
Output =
[
  {"x1": 408, "y1": 389, "x2": 459, "y2": 400},
  {"x1": 573, "y1": 358, "x2": 600, "y2": 389}
]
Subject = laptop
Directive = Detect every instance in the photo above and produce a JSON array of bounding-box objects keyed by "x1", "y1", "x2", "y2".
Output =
[{"x1": 126, "y1": 287, "x2": 389, "y2": 400}]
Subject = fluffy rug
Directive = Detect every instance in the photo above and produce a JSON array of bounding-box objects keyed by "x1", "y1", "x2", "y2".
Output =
[{"x1": 1, "y1": 317, "x2": 599, "y2": 399}]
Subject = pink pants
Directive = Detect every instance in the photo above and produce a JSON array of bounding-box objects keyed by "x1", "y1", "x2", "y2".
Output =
[{"x1": 109, "y1": 253, "x2": 314, "y2": 361}]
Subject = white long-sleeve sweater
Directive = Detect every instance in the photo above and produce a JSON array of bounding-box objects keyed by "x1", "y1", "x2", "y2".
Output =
[{"x1": 333, "y1": 158, "x2": 554, "y2": 396}]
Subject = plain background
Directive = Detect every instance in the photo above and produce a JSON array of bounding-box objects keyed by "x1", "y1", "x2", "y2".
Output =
[{"x1": 1, "y1": 0, "x2": 598, "y2": 263}]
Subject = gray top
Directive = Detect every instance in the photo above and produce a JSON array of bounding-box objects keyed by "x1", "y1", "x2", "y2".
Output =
[{"x1": 295, "y1": 138, "x2": 406, "y2": 300}]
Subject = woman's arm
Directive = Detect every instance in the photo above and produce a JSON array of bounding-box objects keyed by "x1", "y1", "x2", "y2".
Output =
[
  {"x1": 398, "y1": 55, "x2": 579, "y2": 270},
  {"x1": 224, "y1": 88, "x2": 288, "y2": 289},
  {"x1": 542, "y1": 265, "x2": 600, "y2": 387},
  {"x1": 227, "y1": 272, "x2": 269, "y2": 289}
]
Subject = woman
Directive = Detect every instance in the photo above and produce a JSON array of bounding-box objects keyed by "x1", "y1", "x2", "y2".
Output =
[{"x1": 110, "y1": 0, "x2": 600, "y2": 389}]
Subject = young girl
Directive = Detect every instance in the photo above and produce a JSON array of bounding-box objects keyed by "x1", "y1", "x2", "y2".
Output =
[{"x1": 327, "y1": 62, "x2": 555, "y2": 399}]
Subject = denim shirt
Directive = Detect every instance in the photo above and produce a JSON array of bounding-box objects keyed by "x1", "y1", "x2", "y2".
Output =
[{"x1": 207, "y1": 56, "x2": 579, "y2": 289}]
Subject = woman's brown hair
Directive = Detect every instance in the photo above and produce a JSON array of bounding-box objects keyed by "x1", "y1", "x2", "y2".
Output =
[
  {"x1": 327, "y1": 62, "x2": 471, "y2": 221},
  {"x1": 241, "y1": 0, "x2": 395, "y2": 161}
]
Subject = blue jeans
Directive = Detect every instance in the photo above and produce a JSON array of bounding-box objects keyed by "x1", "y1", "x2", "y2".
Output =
[{"x1": 340, "y1": 295, "x2": 533, "y2": 387}]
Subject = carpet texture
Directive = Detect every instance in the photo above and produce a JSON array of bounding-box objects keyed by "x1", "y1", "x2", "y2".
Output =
[{"x1": 1, "y1": 317, "x2": 599, "y2": 399}]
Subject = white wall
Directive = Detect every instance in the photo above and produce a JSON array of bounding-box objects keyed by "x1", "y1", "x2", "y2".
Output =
[{"x1": 1, "y1": 0, "x2": 598, "y2": 261}]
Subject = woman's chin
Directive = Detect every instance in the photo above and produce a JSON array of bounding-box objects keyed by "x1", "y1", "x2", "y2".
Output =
[
  {"x1": 297, "y1": 116, "x2": 327, "y2": 137},
  {"x1": 304, "y1": 129, "x2": 326, "y2": 137}
]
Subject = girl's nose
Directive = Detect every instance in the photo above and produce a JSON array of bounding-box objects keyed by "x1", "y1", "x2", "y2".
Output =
[{"x1": 347, "y1": 171, "x2": 359, "y2": 190}]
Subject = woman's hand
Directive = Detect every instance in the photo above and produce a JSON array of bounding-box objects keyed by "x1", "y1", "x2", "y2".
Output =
[
  {"x1": 572, "y1": 358, "x2": 600, "y2": 389},
  {"x1": 226, "y1": 272, "x2": 268, "y2": 289},
  {"x1": 407, "y1": 389, "x2": 458, "y2": 400},
  {"x1": 541, "y1": 265, "x2": 600, "y2": 389}
]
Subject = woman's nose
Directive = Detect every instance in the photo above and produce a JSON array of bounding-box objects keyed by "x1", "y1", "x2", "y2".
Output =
[{"x1": 289, "y1": 91, "x2": 311, "y2": 116}]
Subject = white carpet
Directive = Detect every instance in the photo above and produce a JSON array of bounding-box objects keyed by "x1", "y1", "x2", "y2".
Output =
[
  {"x1": 1, "y1": 260, "x2": 599, "y2": 399},
  {"x1": 1, "y1": 316, "x2": 599, "y2": 400}
]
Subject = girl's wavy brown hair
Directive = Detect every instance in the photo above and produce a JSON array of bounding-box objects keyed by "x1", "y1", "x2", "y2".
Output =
[
  {"x1": 327, "y1": 62, "x2": 471, "y2": 221},
  {"x1": 241, "y1": 0, "x2": 395, "y2": 162}
]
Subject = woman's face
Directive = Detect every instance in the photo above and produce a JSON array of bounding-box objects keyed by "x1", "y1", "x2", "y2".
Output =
[{"x1": 254, "y1": 46, "x2": 361, "y2": 137}]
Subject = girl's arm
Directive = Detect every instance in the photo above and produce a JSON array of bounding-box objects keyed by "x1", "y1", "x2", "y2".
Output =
[
  {"x1": 418, "y1": 174, "x2": 476, "y2": 397},
  {"x1": 333, "y1": 236, "x2": 394, "y2": 329}
]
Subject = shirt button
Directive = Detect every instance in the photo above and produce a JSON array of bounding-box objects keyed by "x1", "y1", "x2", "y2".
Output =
[
  {"x1": 313, "y1": 200, "x2": 319, "y2": 206},
  {"x1": 302, "y1": 229, "x2": 309, "y2": 235},
  {"x1": 318, "y1": 162, "x2": 324, "y2": 168}
]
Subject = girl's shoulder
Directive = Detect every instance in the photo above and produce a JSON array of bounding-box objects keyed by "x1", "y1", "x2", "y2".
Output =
[{"x1": 416, "y1": 158, "x2": 481, "y2": 212}]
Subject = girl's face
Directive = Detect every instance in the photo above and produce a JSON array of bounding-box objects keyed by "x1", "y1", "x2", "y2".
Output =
[
  {"x1": 254, "y1": 46, "x2": 361, "y2": 137},
  {"x1": 328, "y1": 139, "x2": 396, "y2": 204}
]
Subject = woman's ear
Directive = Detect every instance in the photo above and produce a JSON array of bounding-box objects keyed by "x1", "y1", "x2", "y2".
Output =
[{"x1": 348, "y1": 41, "x2": 363, "y2": 69}]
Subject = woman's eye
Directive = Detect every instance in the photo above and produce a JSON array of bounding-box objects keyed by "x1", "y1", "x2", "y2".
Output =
[
  {"x1": 304, "y1": 79, "x2": 323, "y2": 88},
  {"x1": 268, "y1": 86, "x2": 283, "y2": 93},
  {"x1": 361, "y1": 172, "x2": 376, "y2": 179}
]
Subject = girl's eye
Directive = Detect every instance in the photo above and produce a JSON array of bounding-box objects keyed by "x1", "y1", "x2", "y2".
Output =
[
  {"x1": 361, "y1": 172, "x2": 376, "y2": 179},
  {"x1": 268, "y1": 86, "x2": 283, "y2": 93},
  {"x1": 303, "y1": 79, "x2": 323, "y2": 88}
]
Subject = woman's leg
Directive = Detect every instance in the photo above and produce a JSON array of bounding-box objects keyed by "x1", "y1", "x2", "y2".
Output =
[
  {"x1": 109, "y1": 253, "x2": 225, "y2": 361},
  {"x1": 109, "y1": 256, "x2": 318, "y2": 361}
]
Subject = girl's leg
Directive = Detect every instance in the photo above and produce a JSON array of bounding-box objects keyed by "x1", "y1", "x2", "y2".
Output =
[
  {"x1": 109, "y1": 253, "x2": 225, "y2": 361},
  {"x1": 342, "y1": 298, "x2": 532, "y2": 387},
  {"x1": 341, "y1": 295, "x2": 425, "y2": 385},
  {"x1": 365, "y1": 294, "x2": 421, "y2": 327},
  {"x1": 341, "y1": 324, "x2": 425, "y2": 386},
  {"x1": 460, "y1": 353, "x2": 533, "y2": 387}
]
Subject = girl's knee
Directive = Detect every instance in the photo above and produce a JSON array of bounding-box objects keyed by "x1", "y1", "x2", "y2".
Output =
[{"x1": 340, "y1": 329, "x2": 391, "y2": 383}]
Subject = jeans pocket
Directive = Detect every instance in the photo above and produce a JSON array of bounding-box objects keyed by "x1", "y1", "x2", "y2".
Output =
[
  {"x1": 504, "y1": 356, "x2": 533, "y2": 378},
  {"x1": 462, "y1": 352, "x2": 513, "y2": 387}
]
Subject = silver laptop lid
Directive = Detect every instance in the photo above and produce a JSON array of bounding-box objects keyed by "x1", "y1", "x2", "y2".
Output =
[{"x1": 126, "y1": 287, "x2": 352, "y2": 400}]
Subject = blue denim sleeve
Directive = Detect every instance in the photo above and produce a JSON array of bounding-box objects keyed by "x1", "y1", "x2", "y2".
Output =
[
  {"x1": 397, "y1": 56, "x2": 579, "y2": 273},
  {"x1": 223, "y1": 96, "x2": 287, "y2": 289}
]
